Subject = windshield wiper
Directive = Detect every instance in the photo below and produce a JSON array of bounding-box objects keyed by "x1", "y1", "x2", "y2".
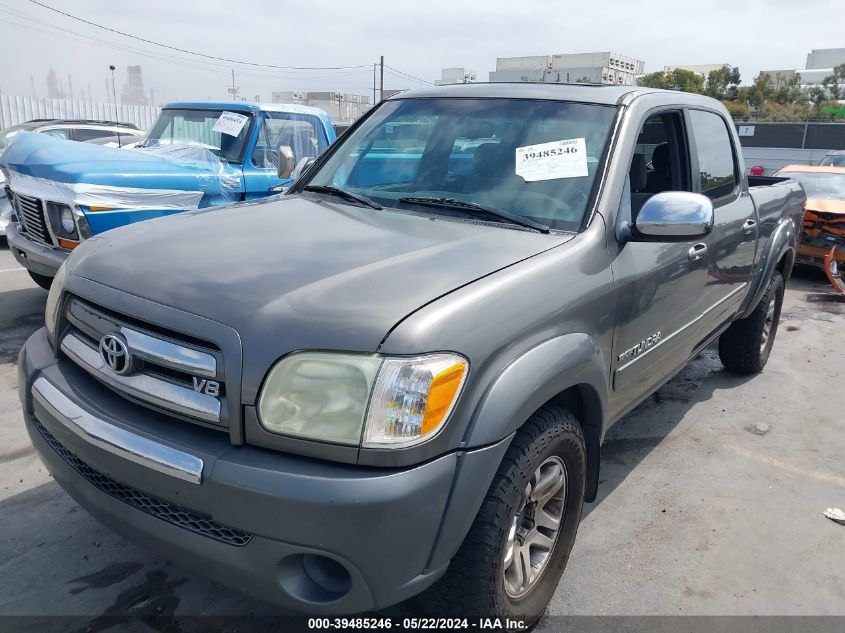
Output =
[
  {"x1": 303, "y1": 185, "x2": 382, "y2": 210},
  {"x1": 398, "y1": 197, "x2": 550, "y2": 233}
]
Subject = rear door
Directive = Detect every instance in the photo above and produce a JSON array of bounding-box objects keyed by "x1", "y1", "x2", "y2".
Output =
[{"x1": 686, "y1": 109, "x2": 758, "y2": 338}]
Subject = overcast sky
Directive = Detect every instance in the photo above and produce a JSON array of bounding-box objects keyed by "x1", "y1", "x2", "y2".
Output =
[{"x1": 0, "y1": 0, "x2": 841, "y2": 105}]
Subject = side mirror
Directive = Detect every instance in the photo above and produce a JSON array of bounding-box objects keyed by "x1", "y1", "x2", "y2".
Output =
[
  {"x1": 277, "y1": 145, "x2": 295, "y2": 179},
  {"x1": 634, "y1": 191, "x2": 714, "y2": 240},
  {"x1": 291, "y1": 157, "x2": 315, "y2": 181}
]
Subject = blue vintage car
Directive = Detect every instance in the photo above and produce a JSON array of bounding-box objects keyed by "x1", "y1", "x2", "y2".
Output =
[{"x1": 1, "y1": 101, "x2": 335, "y2": 287}]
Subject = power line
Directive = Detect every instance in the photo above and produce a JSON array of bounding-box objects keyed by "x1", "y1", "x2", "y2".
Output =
[
  {"x1": 0, "y1": 5, "x2": 375, "y2": 83},
  {"x1": 383, "y1": 64, "x2": 435, "y2": 85},
  {"x1": 25, "y1": 0, "x2": 372, "y2": 71}
]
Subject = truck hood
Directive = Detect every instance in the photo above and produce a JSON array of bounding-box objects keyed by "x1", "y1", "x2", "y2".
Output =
[
  {"x1": 70, "y1": 195, "x2": 569, "y2": 392},
  {"x1": 0, "y1": 131, "x2": 239, "y2": 203}
]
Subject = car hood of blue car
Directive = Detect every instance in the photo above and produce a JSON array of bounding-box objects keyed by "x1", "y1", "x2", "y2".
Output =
[{"x1": 0, "y1": 131, "x2": 240, "y2": 197}]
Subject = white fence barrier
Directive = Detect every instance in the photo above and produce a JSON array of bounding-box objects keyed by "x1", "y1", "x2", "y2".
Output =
[{"x1": 0, "y1": 94, "x2": 160, "y2": 131}]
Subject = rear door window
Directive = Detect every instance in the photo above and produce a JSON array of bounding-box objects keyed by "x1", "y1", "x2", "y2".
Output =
[
  {"x1": 73, "y1": 128, "x2": 115, "y2": 142},
  {"x1": 688, "y1": 110, "x2": 738, "y2": 200}
]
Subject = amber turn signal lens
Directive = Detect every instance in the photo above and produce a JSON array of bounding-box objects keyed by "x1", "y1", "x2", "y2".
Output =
[{"x1": 421, "y1": 363, "x2": 467, "y2": 434}]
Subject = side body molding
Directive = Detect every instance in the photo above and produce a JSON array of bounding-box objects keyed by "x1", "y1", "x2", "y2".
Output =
[{"x1": 462, "y1": 333, "x2": 608, "y2": 502}]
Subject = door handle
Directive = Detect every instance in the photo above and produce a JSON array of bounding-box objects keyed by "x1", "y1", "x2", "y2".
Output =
[
  {"x1": 688, "y1": 243, "x2": 707, "y2": 261},
  {"x1": 743, "y1": 219, "x2": 757, "y2": 235}
]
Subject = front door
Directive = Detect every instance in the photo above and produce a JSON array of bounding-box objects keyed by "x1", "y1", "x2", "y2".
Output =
[{"x1": 607, "y1": 110, "x2": 709, "y2": 421}]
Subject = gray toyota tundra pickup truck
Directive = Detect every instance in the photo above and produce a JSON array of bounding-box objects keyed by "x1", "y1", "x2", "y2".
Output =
[{"x1": 17, "y1": 83, "x2": 805, "y2": 622}]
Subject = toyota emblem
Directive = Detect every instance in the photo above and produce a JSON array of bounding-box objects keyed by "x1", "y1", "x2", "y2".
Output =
[{"x1": 99, "y1": 333, "x2": 135, "y2": 375}]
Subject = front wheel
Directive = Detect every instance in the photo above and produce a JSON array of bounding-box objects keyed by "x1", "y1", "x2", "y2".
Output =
[
  {"x1": 718, "y1": 272, "x2": 784, "y2": 373},
  {"x1": 419, "y1": 404, "x2": 586, "y2": 624},
  {"x1": 27, "y1": 270, "x2": 53, "y2": 291}
]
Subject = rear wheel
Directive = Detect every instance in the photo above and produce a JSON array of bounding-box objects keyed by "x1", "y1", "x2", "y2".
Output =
[
  {"x1": 419, "y1": 404, "x2": 585, "y2": 624},
  {"x1": 27, "y1": 271, "x2": 53, "y2": 291},
  {"x1": 718, "y1": 272, "x2": 784, "y2": 373}
]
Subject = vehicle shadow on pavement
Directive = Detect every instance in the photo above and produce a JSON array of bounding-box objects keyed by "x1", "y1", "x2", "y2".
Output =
[
  {"x1": 0, "y1": 287, "x2": 48, "y2": 364},
  {"x1": 582, "y1": 348, "x2": 755, "y2": 520},
  {"x1": 0, "y1": 481, "x2": 293, "y2": 627}
]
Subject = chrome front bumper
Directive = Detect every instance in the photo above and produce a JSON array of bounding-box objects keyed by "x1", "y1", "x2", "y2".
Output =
[
  {"x1": 32, "y1": 376, "x2": 204, "y2": 484},
  {"x1": 0, "y1": 194, "x2": 11, "y2": 236},
  {"x1": 7, "y1": 221, "x2": 69, "y2": 277}
]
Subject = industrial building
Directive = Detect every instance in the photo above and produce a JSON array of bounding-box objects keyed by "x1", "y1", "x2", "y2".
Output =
[
  {"x1": 271, "y1": 91, "x2": 371, "y2": 125},
  {"x1": 806, "y1": 48, "x2": 845, "y2": 70},
  {"x1": 488, "y1": 52, "x2": 645, "y2": 85},
  {"x1": 434, "y1": 68, "x2": 478, "y2": 85},
  {"x1": 663, "y1": 63, "x2": 730, "y2": 79},
  {"x1": 121, "y1": 65, "x2": 148, "y2": 106},
  {"x1": 760, "y1": 48, "x2": 845, "y2": 93}
]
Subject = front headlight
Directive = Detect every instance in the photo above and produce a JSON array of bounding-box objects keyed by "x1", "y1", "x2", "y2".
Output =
[
  {"x1": 258, "y1": 353, "x2": 382, "y2": 445},
  {"x1": 363, "y1": 354, "x2": 468, "y2": 447},
  {"x1": 44, "y1": 260, "x2": 69, "y2": 342},
  {"x1": 257, "y1": 352, "x2": 468, "y2": 448},
  {"x1": 45, "y1": 202, "x2": 78, "y2": 240},
  {"x1": 60, "y1": 207, "x2": 75, "y2": 233}
]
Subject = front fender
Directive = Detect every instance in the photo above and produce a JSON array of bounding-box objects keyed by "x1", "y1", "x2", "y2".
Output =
[{"x1": 463, "y1": 333, "x2": 608, "y2": 447}]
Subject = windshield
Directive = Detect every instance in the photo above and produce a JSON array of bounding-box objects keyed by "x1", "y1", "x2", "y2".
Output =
[
  {"x1": 139, "y1": 108, "x2": 253, "y2": 163},
  {"x1": 303, "y1": 98, "x2": 617, "y2": 231},
  {"x1": 779, "y1": 171, "x2": 845, "y2": 199},
  {"x1": 819, "y1": 154, "x2": 845, "y2": 167}
]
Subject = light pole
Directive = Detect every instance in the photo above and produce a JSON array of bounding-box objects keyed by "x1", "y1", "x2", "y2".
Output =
[
  {"x1": 109, "y1": 65, "x2": 121, "y2": 146},
  {"x1": 108, "y1": 65, "x2": 119, "y2": 119}
]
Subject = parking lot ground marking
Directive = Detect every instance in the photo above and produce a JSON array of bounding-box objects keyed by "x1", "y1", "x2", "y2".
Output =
[{"x1": 726, "y1": 443, "x2": 845, "y2": 488}]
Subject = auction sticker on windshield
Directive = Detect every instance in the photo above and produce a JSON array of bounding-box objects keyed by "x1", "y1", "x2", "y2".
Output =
[
  {"x1": 515, "y1": 138, "x2": 588, "y2": 181},
  {"x1": 212, "y1": 111, "x2": 249, "y2": 137}
]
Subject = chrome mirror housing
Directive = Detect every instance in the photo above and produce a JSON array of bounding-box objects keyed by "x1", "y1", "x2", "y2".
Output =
[
  {"x1": 277, "y1": 145, "x2": 296, "y2": 179},
  {"x1": 635, "y1": 191, "x2": 714, "y2": 239}
]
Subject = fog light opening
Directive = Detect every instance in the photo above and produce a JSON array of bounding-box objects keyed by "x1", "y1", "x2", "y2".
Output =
[
  {"x1": 278, "y1": 554, "x2": 353, "y2": 604},
  {"x1": 303, "y1": 554, "x2": 352, "y2": 595}
]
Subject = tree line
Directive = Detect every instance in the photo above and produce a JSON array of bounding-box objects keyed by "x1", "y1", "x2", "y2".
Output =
[{"x1": 637, "y1": 64, "x2": 845, "y2": 121}]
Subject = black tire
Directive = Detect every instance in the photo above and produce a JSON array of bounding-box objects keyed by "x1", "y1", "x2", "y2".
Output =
[
  {"x1": 718, "y1": 272, "x2": 784, "y2": 373},
  {"x1": 419, "y1": 404, "x2": 586, "y2": 624},
  {"x1": 27, "y1": 270, "x2": 53, "y2": 291}
]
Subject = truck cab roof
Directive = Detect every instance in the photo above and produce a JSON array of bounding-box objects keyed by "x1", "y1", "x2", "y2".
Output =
[
  {"x1": 390, "y1": 82, "x2": 721, "y2": 108},
  {"x1": 162, "y1": 101, "x2": 331, "y2": 118}
]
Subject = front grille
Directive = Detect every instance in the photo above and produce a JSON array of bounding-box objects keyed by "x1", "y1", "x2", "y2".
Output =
[
  {"x1": 33, "y1": 417, "x2": 252, "y2": 547},
  {"x1": 61, "y1": 296, "x2": 227, "y2": 428},
  {"x1": 10, "y1": 190, "x2": 52, "y2": 246}
]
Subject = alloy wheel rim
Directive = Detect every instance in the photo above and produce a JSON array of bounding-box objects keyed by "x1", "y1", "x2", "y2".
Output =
[
  {"x1": 503, "y1": 455, "x2": 568, "y2": 598},
  {"x1": 761, "y1": 297, "x2": 776, "y2": 354}
]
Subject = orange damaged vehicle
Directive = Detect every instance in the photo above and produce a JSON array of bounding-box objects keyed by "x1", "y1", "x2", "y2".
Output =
[{"x1": 774, "y1": 165, "x2": 845, "y2": 269}]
